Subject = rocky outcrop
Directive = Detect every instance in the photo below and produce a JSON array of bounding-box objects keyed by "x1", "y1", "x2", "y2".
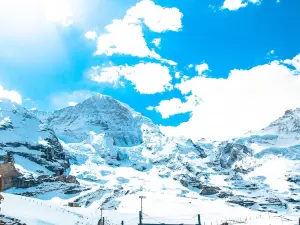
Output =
[
  {"x1": 286, "y1": 174, "x2": 300, "y2": 184},
  {"x1": 174, "y1": 174, "x2": 202, "y2": 189},
  {"x1": 219, "y1": 143, "x2": 252, "y2": 168},
  {"x1": 227, "y1": 197, "x2": 256, "y2": 207},
  {"x1": 259, "y1": 197, "x2": 287, "y2": 210},
  {"x1": 217, "y1": 191, "x2": 233, "y2": 198},
  {"x1": 12, "y1": 174, "x2": 79, "y2": 189},
  {"x1": 0, "y1": 215, "x2": 23, "y2": 225},
  {"x1": 200, "y1": 185, "x2": 221, "y2": 195}
]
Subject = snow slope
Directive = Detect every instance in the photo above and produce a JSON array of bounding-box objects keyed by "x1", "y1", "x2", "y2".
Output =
[{"x1": 1, "y1": 192, "x2": 298, "y2": 225}]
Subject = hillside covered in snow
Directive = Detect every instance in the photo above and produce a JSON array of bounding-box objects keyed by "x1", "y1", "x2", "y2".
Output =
[{"x1": 1, "y1": 94, "x2": 300, "y2": 224}]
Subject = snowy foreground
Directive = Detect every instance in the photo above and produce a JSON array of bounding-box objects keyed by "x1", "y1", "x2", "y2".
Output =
[{"x1": 1, "y1": 193, "x2": 299, "y2": 225}]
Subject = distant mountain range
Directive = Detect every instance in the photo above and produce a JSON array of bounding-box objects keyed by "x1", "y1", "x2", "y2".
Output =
[{"x1": 1, "y1": 94, "x2": 299, "y2": 214}]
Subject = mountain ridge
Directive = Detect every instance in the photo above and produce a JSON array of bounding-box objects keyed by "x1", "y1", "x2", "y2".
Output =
[{"x1": 1, "y1": 94, "x2": 300, "y2": 215}]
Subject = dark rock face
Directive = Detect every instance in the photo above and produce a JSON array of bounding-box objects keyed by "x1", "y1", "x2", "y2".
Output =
[
  {"x1": 259, "y1": 197, "x2": 287, "y2": 210},
  {"x1": 286, "y1": 174, "x2": 300, "y2": 184},
  {"x1": 192, "y1": 143, "x2": 207, "y2": 158},
  {"x1": 225, "y1": 173, "x2": 243, "y2": 181},
  {"x1": 12, "y1": 175, "x2": 79, "y2": 189},
  {"x1": 227, "y1": 198, "x2": 256, "y2": 207},
  {"x1": 12, "y1": 177, "x2": 40, "y2": 188},
  {"x1": 0, "y1": 215, "x2": 23, "y2": 225},
  {"x1": 174, "y1": 174, "x2": 202, "y2": 189},
  {"x1": 43, "y1": 175, "x2": 79, "y2": 184},
  {"x1": 2, "y1": 128, "x2": 69, "y2": 175},
  {"x1": 217, "y1": 191, "x2": 234, "y2": 198},
  {"x1": 219, "y1": 143, "x2": 252, "y2": 168},
  {"x1": 200, "y1": 185, "x2": 221, "y2": 195},
  {"x1": 285, "y1": 197, "x2": 300, "y2": 203}
]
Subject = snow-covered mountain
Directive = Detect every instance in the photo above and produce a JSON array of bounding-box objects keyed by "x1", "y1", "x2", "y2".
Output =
[
  {"x1": 0, "y1": 99, "x2": 69, "y2": 176},
  {"x1": 262, "y1": 108, "x2": 300, "y2": 136},
  {"x1": 46, "y1": 94, "x2": 161, "y2": 147},
  {"x1": 1, "y1": 95, "x2": 300, "y2": 224}
]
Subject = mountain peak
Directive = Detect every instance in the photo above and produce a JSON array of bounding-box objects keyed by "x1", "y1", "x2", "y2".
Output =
[
  {"x1": 47, "y1": 94, "x2": 158, "y2": 146},
  {"x1": 261, "y1": 108, "x2": 300, "y2": 135}
]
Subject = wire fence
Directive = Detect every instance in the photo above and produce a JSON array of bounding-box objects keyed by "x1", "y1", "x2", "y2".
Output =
[{"x1": 2, "y1": 195, "x2": 299, "y2": 225}]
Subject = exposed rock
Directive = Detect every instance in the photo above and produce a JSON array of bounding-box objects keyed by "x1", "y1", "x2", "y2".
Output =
[
  {"x1": 200, "y1": 185, "x2": 221, "y2": 195},
  {"x1": 45, "y1": 175, "x2": 79, "y2": 184},
  {"x1": 12, "y1": 176, "x2": 40, "y2": 188},
  {"x1": 227, "y1": 197, "x2": 256, "y2": 207},
  {"x1": 259, "y1": 197, "x2": 288, "y2": 209},
  {"x1": 285, "y1": 197, "x2": 300, "y2": 203},
  {"x1": 219, "y1": 143, "x2": 252, "y2": 169},
  {"x1": 64, "y1": 186, "x2": 91, "y2": 195},
  {"x1": 286, "y1": 174, "x2": 300, "y2": 184},
  {"x1": 0, "y1": 215, "x2": 23, "y2": 225},
  {"x1": 225, "y1": 173, "x2": 243, "y2": 181},
  {"x1": 192, "y1": 142, "x2": 207, "y2": 158},
  {"x1": 174, "y1": 174, "x2": 202, "y2": 189},
  {"x1": 217, "y1": 191, "x2": 234, "y2": 198}
]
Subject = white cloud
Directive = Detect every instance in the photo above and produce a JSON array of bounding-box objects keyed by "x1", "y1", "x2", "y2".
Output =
[
  {"x1": 159, "y1": 54, "x2": 300, "y2": 140},
  {"x1": 88, "y1": 63, "x2": 173, "y2": 94},
  {"x1": 95, "y1": 0, "x2": 182, "y2": 63},
  {"x1": 51, "y1": 90, "x2": 96, "y2": 109},
  {"x1": 95, "y1": 19, "x2": 156, "y2": 58},
  {"x1": 148, "y1": 95, "x2": 201, "y2": 118},
  {"x1": 195, "y1": 63, "x2": 209, "y2": 76},
  {"x1": 221, "y1": 0, "x2": 261, "y2": 11},
  {"x1": 175, "y1": 72, "x2": 180, "y2": 79},
  {"x1": 88, "y1": 66, "x2": 124, "y2": 87},
  {"x1": 124, "y1": 0, "x2": 183, "y2": 33},
  {"x1": 85, "y1": 31, "x2": 97, "y2": 40},
  {"x1": 0, "y1": 85, "x2": 22, "y2": 104},
  {"x1": 68, "y1": 101, "x2": 78, "y2": 106},
  {"x1": 152, "y1": 38, "x2": 161, "y2": 48},
  {"x1": 283, "y1": 53, "x2": 300, "y2": 71}
]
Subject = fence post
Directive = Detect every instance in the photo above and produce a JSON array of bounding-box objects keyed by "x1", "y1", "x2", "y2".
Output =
[
  {"x1": 103, "y1": 217, "x2": 105, "y2": 225},
  {"x1": 139, "y1": 211, "x2": 142, "y2": 225},
  {"x1": 198, "y1": 214, "x2": 201, "y2": 225}
]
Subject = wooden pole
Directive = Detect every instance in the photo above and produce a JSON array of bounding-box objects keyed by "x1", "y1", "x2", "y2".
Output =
[
  {"x1": 198, "y1": 214, "x2": 201, "y2": 225},
  {"x1": 0, "y1": 175, "x2": 2, "y2": 192}
]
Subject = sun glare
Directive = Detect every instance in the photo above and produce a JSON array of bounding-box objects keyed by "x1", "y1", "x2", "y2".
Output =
[
  {"x1": 0, "y1": 0, "x2": 73, "y2": 28},
  {"x1": 41, "y1": 0, "x2": 74, "y2": 26}
]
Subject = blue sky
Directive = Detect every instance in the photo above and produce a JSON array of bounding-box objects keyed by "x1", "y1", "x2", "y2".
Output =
[{"x1": 0, "y1": 0, "x2": 300, "y2": 140}]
